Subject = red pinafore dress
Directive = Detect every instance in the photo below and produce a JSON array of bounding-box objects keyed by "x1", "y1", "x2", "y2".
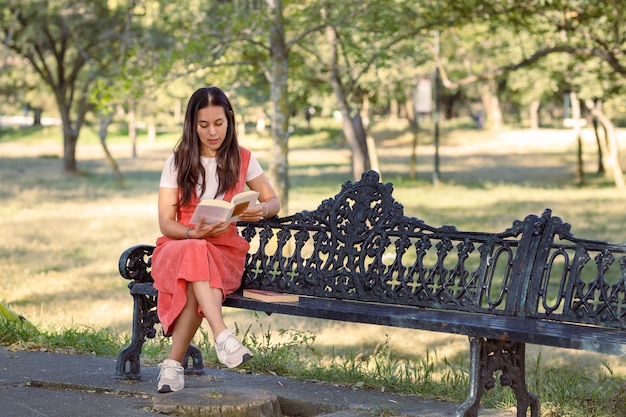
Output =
[{"x1": 151, "y1": 148, "x2": 252, "y2": 335}]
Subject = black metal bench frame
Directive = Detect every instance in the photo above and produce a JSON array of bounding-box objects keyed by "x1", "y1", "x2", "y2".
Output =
[{"x1": 116, "y1": 170, "x2": 626, "y2": 417}]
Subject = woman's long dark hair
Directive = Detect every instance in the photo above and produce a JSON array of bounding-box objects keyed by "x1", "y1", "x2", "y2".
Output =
[{"x1": 173, "y1": 86, "x2": 241, "y2": 207}]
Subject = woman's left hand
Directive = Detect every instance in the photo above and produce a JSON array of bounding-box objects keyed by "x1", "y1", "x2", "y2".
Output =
[{"x1": 237, "y1": 202, "x2": 266, "y2": 222}]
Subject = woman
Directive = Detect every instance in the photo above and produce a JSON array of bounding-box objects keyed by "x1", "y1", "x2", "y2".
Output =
[{"x1": 151, "y1": 86, "x2": 280, "y2": 393}]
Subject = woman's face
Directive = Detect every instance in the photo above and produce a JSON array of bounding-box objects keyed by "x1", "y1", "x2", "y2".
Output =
[{"x1": 196, "y1": 105, "x2": 228, "y2": 157}]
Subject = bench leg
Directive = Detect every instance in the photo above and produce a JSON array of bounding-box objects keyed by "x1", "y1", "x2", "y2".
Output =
[
  {"x1": 116, "y1": 294, "x2": 149, "y2": 380},
  {"x1": 183, "y1": 344, "x2": 205, "y2": 375},
  {"x1": 456, "y1": 337, "x2": 539, "y2": 417}
]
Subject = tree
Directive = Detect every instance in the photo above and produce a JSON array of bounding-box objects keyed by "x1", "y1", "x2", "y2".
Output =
[
  {"x1": 90, "y1": 0, "x2": 187, "y2": 174},
  {"x1": 0, "y1": 1, "x2": 133, "y2": 173},
  {"x1": 296, "y1": 1, "x2": 444, "y2": 180},
  {"x1": 265, "y1": 0, "x2": 290, "y2": 212},
  {"x1": 431, "y1": 0, "x2": 626, "y2": 188},
  {"x1": 91, "y1": 0, "x2": 142, "y2": 183}
]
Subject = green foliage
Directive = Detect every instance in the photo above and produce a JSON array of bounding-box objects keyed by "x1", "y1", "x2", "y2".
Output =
[
  {"x1": 0, "y1": 317, "x2": 39, "y2": 345},
  {"x1": 3, "y1": 0, "x2": 626, "y2": 181},
  {"x1": 0, "y1": 319, "x2": 121, "y2": 357},
  {"x1": 528, "y1": 355, "x2": 626, "y2": 417},
  {"x1": 243, "y1": 321, "x2": 317, "y2": 376}
]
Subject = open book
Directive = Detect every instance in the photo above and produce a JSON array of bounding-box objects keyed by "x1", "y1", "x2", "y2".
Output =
[{"x1": 190, "y1": 190, "x2": 259, "y2": 225}]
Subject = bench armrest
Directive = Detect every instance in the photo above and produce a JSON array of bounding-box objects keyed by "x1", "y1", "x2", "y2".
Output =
[{"x1": 118, "y1": 244, "x2": 156, "y2": 283}]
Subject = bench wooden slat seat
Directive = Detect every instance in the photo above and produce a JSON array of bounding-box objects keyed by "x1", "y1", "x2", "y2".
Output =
[{"x1": 117, "y1": 170, "x2": 626, "y2": 417}]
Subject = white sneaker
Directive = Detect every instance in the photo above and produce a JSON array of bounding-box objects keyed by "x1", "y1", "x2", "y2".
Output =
[
  {"x1": 157, "y1": 359, "x2": 184, "y2": 393},
  {"x1": 215, "y1": 328, "x2": 253, "y2": 368}
]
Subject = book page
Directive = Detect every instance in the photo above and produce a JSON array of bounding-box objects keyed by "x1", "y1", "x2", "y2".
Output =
[
  {"x1": 190, "y1": 199, "x2": 233, "y2": 224},
  {"x1": 231, "y1": 201, "x2": 251, "y2": 217},
  {"x1": 190, "y1": 190, "x2": 259, "y2": 224},
  {"x1": 229, "y1": 190, "x2": 259, "y2": 221}
]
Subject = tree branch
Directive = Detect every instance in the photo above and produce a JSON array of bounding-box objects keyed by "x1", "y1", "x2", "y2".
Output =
[{"x1": 437, "y1": 44, "x2": 626, "y2": 89}]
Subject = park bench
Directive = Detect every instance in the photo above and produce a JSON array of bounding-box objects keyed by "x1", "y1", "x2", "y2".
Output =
[{"x1": 116, "y1": 170, "x2": 626, "y2": 417}]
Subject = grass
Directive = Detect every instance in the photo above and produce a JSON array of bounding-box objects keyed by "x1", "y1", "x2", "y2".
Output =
[
  {"x1": 0, "y1": 320, "x2": 122, "y2": 357},
  {"x1": 1, "y1": 115, "x2": 626, "y2": 416}
]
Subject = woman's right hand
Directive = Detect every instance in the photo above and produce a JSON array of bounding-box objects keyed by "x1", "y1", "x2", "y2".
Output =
[{"x1": 188, "y1": 218, "x2": 230, "y2": 238}]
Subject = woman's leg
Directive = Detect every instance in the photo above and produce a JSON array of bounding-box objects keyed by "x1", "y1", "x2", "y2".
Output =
[
  {"x1": 167, "y1": 284, "x2": 203, "y2": 363},
  {"x1": 158, "y1": 284, "x2": 202, "y2": 393},
  {"x1": 188, "y1": 280, "x2": 227, "y2": 339},
  {"x1": 188, "y1": 280, "x2": 252, "y2": 368}
]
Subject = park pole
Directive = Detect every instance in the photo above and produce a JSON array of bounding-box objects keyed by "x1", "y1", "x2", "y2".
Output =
[{"x1": 433, "y1": 30, "x2": 441, "y2": 186}]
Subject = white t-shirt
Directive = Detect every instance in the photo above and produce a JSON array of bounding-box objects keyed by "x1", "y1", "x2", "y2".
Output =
[{"x1": 159, "y1": 153, "x2": 264, "y2": 200}]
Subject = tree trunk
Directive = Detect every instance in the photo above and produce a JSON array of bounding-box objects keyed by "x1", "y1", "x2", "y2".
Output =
[
  {"x1": 128, "y1": 103, "x2": 137, "y2": 158},
  {"x1": 336, "y1": 99, "x2": 369, "y2": 180},
  {"x1": 345, "y1": 106, "x2": 369, "y2": 179},
  {"x1": 571, "y1": 92, "x2": 584, "y2": 185},
  {"x1": 480, "y1": 80, "x2": 502, "y2": 130},
  {"x1": 584, "y1": 99, "x2": 625, "y2": 188},
  {"x1": 266, "y1": 0, "x2": 290, "y2": 215},
  {"x1": 62, "y1": 130, "x2": 78, "y2": 172},
  {"x1": 99, "y1": 110, "x2": 124, "y2": 183},
  {"x1": 33, "y1": 108, "x2": 43, "y2": 126},
  {"x1": 324, "y1": 21, "x2": 369, "y2": 180},
  {"x1": 237, "y1": 117, "x2": 246, "y2": 141},
  {"x1": 174, "y1": 99, "x2": 182, "y2": 123},
  {"x1": 59, "y1": 104, "x2": 79, "y2": 173},
  {"x1": 59, "y1": 93, "x2": 92, "y2": 173},
  {"x1": 389, "y1": 97, "x2": 399, "y2": 120},
  {"x1": 592, "y1": 113, "x2": 606, "y2": 174},
  {"x1": 529, "y1": 99, "x2": 540, "y2": 130},
  {"x1": 405, "y1": 87, "x2": 419, "y2": 180},
  {"x1": 588, "y1": 99, "x2": 608, "y2": 175},
  {"x1": 148, "y1": 116, "x2": 157, "y2": 145},
  {"x1": 361, "y1": 95, "x2": 380, "y2": 176}
]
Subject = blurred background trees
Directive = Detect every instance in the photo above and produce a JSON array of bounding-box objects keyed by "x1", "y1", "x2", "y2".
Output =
[{"x1": 2, "y1": 0, "x2": 626, "y2": 209}]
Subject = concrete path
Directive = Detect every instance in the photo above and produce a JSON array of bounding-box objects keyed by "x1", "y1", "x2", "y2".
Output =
[{"x1": 0, "y1": 346, "x2": 516, "y2": 417}]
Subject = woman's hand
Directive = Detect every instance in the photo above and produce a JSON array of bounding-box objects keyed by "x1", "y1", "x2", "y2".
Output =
[
  {"x1": 189, "y1": 218, "x2": 230, "y2": 238},
  {"x1": 236, "y1": 203, "x2": 266, "y2": 222}
]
